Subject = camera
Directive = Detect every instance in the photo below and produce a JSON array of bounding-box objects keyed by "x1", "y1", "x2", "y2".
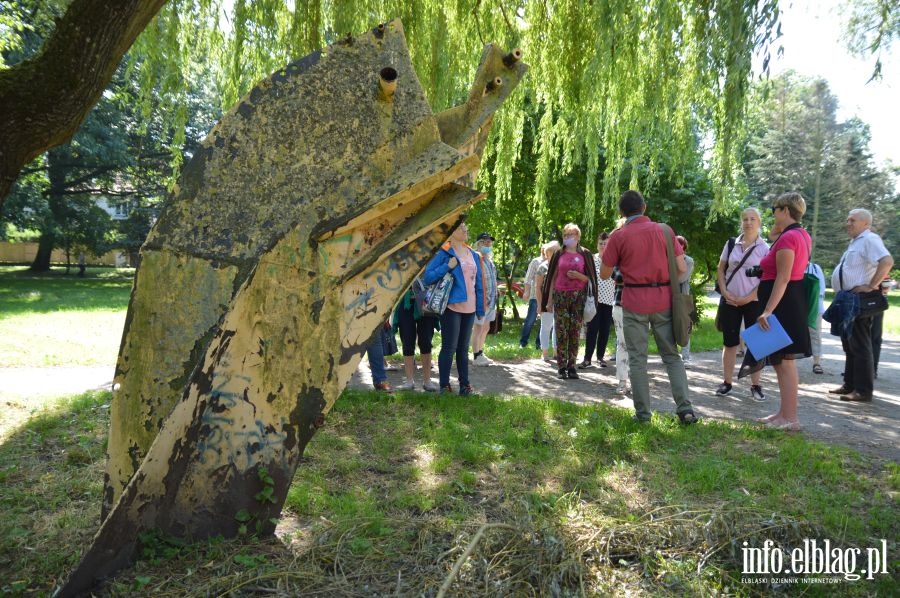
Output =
[{"x1": 745, "y1": 265, "x2": 762, "y2": 278}]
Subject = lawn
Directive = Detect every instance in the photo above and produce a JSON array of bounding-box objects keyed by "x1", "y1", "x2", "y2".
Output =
[
  {"x1": 1, "y1": 389, "x2": 897, "y2": 596},
  {"x1": 0, "y1": 266, "x2": 898, "y2": 595}
]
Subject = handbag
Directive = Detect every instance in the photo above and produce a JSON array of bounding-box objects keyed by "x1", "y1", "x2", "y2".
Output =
[
  {"x1": 803, "y1": 267, "x2": 821, "y2": 329},
  {"x1": 660, "y1": 225, "x2": 694, "y2": 347},
  {"x1": 858, "y1": 290, "x2": 888, "y2": 316},
  {"x1": 488, "y1": 309, "x2": 503, "y2": 334},
  {"x1": 381, "y1": 322, "x2": 398, "y2": 355},
  {"x1": 837, "y1": 262, "x2": 888, "y2": 317},
  {"x1": 413, "y1": 271, "x2": 454, "y2": 317},
  {"x1": 583, "y1": 279, "x2": 598, "y2": 323}
]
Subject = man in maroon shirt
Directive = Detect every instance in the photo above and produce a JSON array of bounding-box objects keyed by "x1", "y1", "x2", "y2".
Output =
[{"x1": 600, "y1": 190, "x2": 697, "y2": 424}]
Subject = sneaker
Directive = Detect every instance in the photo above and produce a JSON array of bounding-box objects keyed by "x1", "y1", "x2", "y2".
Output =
[
  {"x1": 598, "y1": 360, "x2": 608, "y2": 368},
  {"x1": 423, "y1": 381, "x2": 440, "y2": 392},
  {"x1": 441, "y1": 384, "x2": 454, "y2": 394},
  {"x1": 715, "y1": 382, "x2": 733, "y2": 396},
  {"x1": 459, "y1": 384, "x2": 477, "y2": 397},
  {"x1": 474, "y1": 354, "x2": 494, "y2": 366},
  {"x1": 577, "y1": 360, "x2": 593, "y2": 369},
  {"x1": 567, "y1": 368, "x2": 579, "y2": 379},
  {"x1": 396, "y1": 380, "x2": 416, "y2": 391},
  {"x1": 683, "y1": 359, "x2": 693, "y2": 369},
  {"x1": 616, "y1": 381, "x2": 629, "y2": 395},
  {"x1": 373, "y1": 381, "x2": 393, "y2": 393},
  {"x1": 384, "y1": 362, "x2": 399, "y2": 371},
  {"x1": 750, "y1": 385, "x2": 766, "y2": 402},
  {"x1": 557, "y1": 368, "x2": 568, "y2": 379}
]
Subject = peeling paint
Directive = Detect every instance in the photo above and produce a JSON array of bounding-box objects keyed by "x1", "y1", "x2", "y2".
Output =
[{"x1": 64, "y1": 19, "x2": 526, "y2": 597}]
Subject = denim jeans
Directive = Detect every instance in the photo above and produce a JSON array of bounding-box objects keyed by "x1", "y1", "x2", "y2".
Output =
[
  {"x1": 520, "y1": 298, "x2": 539, "y2": 348},
  {"x1": 622, "y1": 308, "x2": 692, "y2": 421},
  {"x1": 439, "y1": 309, "x2": 475, "y2": 388},
  {"x1": 366, "y1": 329, "x2": 387, "y2": 385}
]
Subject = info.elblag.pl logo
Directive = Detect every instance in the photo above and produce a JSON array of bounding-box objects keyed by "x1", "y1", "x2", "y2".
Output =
[{"x1": 741, "y1": 539, "x2": 890, "y2": 582}]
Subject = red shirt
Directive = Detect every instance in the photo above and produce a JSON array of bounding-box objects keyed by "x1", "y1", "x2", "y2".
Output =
[
  {"x1": 760, "y1": 226, "x2": 811, "y2": 281},
  {"x1": 602, "y1": 216, "x2": 682, "y2": 314}
]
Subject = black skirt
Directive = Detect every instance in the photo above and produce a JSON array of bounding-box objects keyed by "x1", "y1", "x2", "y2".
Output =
[{"x1": 738, "y1": 279, "x2": 811, "y2": 378}]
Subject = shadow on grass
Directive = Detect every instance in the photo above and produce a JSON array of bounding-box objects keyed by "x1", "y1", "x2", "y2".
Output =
[{"x1": 0, "y1": 389, "x2": 896, "y2": 596}]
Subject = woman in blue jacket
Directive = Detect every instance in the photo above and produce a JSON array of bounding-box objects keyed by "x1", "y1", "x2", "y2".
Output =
[{"x1": 424, "y1": 221, "x2": 485, "y2": 396}]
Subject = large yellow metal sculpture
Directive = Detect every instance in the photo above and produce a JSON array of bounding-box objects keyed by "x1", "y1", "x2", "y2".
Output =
[{"x1": 60, "y1": 20, "x2": 525, "y2": 595}]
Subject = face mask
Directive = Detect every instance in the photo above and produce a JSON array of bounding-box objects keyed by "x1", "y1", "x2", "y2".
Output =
[
  {"x1": 563, "y1": 237, "x2": 577, "y2": 248},
  {"x1": 479, "y1": 246, "x2": 492, "y2": 255}
]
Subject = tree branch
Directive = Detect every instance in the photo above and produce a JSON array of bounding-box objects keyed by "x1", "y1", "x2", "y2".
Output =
[{"x1": 0, "y1": 0, "x2": 169, "y2": 208}]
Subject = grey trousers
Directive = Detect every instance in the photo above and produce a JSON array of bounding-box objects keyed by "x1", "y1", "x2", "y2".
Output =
[{"x1": 622, "y1": 308, "x2": 693, "y2": 420}]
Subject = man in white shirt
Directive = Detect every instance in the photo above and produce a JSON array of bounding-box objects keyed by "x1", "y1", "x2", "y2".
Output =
[{"x1": 828, "y1": 209, "x2": 894, "y2": 402}]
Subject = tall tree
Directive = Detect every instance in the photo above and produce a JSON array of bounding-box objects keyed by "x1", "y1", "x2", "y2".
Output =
[
  {"x1": 0, "y1": 0, "x2": 168, "y2": 202},
  {"x1": 741, "y1": 72, "x2": 898, "y2": 267},
  {"x1": 1, "y1": 0, "x2": 782, "y2": 220}
]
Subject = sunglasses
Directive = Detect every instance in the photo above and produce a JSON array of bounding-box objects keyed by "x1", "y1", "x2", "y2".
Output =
[{"x1": 770, "y1": 205, "x2": 783, "y2": 214}]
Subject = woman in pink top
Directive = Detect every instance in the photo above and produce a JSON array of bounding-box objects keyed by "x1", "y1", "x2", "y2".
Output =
[
  {"x1": 739, "y1": 192, "x2": 812, "y2": 431},
  {"x1": 539, "y1": 223, "x2": 599, "y2": 379}
]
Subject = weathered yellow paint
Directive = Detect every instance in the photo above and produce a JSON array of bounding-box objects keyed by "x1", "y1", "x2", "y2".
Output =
[{"x1": 63, "y1": 19, "x2": 525, "y2": 595}]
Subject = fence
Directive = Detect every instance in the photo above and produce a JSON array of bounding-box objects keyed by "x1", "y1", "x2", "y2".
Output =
[{"x1": 0, "y1": 242, "x2": 129, "y2": 267}]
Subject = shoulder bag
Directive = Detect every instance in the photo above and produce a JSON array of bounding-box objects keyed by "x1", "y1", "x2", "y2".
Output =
[
  {"x1": 661, "y1": 224, "x2": 694, "y2": 347},
  {"x1": 583, "y1": 278, "x2": 598, "y2": 323},
  {"x1": 714, "y1": 239, "x2": 758, "y2": 332},
  {"x1": 413, "y1": 255, "x2": 455, "y2": 317},
  {"x1": 837, "y1": 263, "x2": 888, "y2": 317}
]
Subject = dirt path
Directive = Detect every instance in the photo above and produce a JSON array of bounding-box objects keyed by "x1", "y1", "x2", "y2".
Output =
[
  {"x1": 349, "y1": 334, "x2": 900, "y2": 463},
  {"x1": 2, "y1": 336, "x2": 897, "y2": 462}
]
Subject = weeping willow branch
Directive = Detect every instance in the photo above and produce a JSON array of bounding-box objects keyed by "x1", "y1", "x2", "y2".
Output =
[{"x1": 2, "y1": 0, "x2": 782, "y2": 224}]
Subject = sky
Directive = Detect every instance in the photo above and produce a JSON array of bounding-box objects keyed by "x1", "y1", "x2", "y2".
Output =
[{"x1": 762, "y1": 0, "x2": 899, "y2": 168}]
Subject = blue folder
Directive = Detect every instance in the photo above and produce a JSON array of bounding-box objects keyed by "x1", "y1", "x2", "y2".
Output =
[{"x1": 741, "y1": 314, "x2": 792, "y2": 361}]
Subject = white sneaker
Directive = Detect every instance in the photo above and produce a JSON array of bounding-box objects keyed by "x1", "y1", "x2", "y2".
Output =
[
  {"x1": 396, "y1": 380, "x2": 416, "y2": 391},
  {"x1": 750, "y1": 385, "x2": 766, "y2": 402},
  {"x1": 474, "y1": 354, "x2": 494, "y2": 366},
  {"x1": 616, "y1": 381, "x2": 629, "y2": 395},
  {"x1": 683, "y1": 359, "x2": 693, "y2": 369},
  {"x1": 422, "y1": 381, "x2": 439, "y2": 392}
]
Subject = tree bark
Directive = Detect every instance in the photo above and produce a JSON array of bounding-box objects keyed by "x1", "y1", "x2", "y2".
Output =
[
  {"x1": 30, "y1": 149, "x2": 69, "y2": 272},
  {"x1": 0, "y1": 0, "x2": 168, "y2": 208}
]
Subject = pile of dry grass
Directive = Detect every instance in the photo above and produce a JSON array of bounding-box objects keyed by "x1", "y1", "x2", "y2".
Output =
[{"x1": 102, "y1": 504, "x2": 824, "y2": 596}]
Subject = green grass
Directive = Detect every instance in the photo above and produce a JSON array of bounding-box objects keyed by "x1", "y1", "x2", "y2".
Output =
[
  {"x1": 0, "y1": 266, "x2": 133, "y2": 366},
  {"x1": 4, "y1": 267, "x2": 897, "y2": 367},
  {"x1": 0, "y1": 390, "x2": 896, "y2": 595},
  {"x1": 1, "y1": 270, "x2": 897, "y2": 595}
]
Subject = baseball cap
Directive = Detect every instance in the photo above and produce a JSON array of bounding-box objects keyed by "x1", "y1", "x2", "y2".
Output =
[{"x1": 476, "y1": 232, "x2": 495, "y2": 242}]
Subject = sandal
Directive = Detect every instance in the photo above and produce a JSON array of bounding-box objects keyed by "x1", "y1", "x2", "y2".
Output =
[
  {"x1": 678, "y1": 410, "x2": 699, "y2": 425},
  {"x1": 812, "y1": 364, "x2": 824, "y2": 375}
]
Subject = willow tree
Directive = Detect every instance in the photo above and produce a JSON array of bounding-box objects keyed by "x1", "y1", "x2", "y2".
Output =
[{"x1": 2, "y1": 0, "x2": 781, "y2": 222}]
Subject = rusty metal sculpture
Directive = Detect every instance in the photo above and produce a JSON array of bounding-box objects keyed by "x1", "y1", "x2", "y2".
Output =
[{"x1": 60, "y1": 19, "x2": 525, "y2": 595}]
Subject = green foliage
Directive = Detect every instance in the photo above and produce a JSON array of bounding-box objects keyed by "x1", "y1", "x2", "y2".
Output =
[
  {"x1": 843, "y1": 0, "x2": 900, "y2": 80},
  {"x1": 741, "y1": 72, "x2": 899, "y2": 268},
  {"x1": 67, "y1": 0, "x2": 783, "y2": 224}
]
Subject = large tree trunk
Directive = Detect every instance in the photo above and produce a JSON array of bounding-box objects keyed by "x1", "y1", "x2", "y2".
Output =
[
  {"x1": 29, "y1": 149, "x2": 68, "y2": 272},
  {"x1": 0, "y1": 0, "x2": 168, "y2": 208},
  {"x1": 30, "y1": 235, "x2": 55, "y2": 272}
]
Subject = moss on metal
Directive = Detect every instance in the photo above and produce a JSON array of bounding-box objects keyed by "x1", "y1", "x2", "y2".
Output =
[{"x1": 63, "y1": 19, "x2": 526, "y2": 596}]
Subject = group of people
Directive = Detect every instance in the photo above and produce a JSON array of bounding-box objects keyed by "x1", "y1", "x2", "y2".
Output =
[
  {"x1": 366, "y1": 222, "x2": 500, "y2": 396},
  {"x1": 366, "y1": 190, "x2": 893, "y2": 432}
]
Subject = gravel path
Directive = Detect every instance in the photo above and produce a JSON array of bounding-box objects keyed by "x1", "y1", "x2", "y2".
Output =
[
  {"x1": 2, "y1": 335, "x2": 897, "y2": 462},
  {"x1": 350, "y1": 334, "x2": 900, "y2": 463}
]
